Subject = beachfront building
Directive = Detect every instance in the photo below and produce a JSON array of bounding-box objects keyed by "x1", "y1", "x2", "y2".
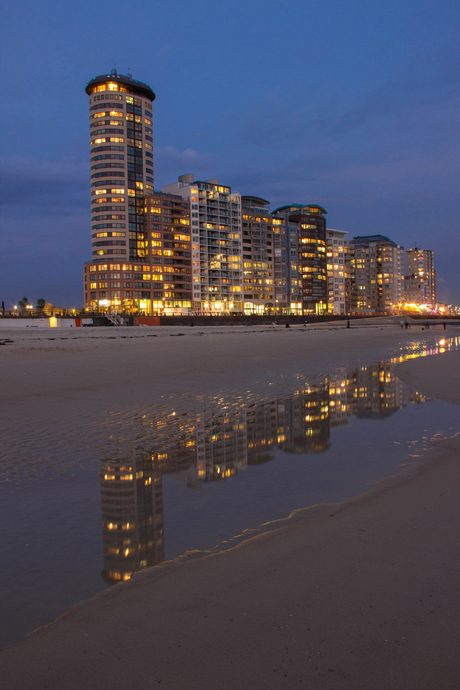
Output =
[
  {"x1": 326, "y1": 229, "x2": 348, "y2": 314},
  {"x1": 272, "y1": 206, "x2": 302, "y2": 315},
  {"x1": 270, "y1": 207, "x2": 302, "y2": 314},
  {"x1": 162, "y1": 176, "x2": 243, "y2": 314},
  {"x1": 343, "y1": 242, "x2": 355, "y2": 314},
  {"x1": 84, "y1": 191, "x2": 192, "y2": 315},
  {"x1": 404, "y1": 248, "x2": 436, "y2": 307},
  {"x1": 347, "y1": 235, "x2": 404, "y2": 314},
  {"x1": 83, "y1": 68, "x2": 157, "y2": 312},
  {"x1": 241, "y1": 196, "x2": 275, "y2": 314},
  {"x1": 272, "y1": 205, "x2": 327, "y2": 315},
  {"x1": 143, "y1": 192, "x2": 192, "y2": 314}
]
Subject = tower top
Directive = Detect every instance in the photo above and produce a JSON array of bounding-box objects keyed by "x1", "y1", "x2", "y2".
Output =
[{"x1": 85, "y1": 70, "x2": 155, "y2": 101}]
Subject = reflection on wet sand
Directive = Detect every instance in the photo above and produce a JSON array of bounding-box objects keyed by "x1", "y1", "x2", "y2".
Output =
[
  {"x1": 100, "y1": 341, "x2": 454, "y2": 584},
  {"x1": 100, "y1": 465, "x2": 165, "y2": 584}
]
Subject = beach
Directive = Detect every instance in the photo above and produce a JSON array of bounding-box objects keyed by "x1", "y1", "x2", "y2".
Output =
[{"x1": 0, "y1": 320, "x2": 459, "y2": 689}]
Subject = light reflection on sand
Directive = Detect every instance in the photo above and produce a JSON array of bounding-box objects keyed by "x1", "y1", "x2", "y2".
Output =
[{"x1": 0, "y1": 334, "x2": 459, "y2": 646}]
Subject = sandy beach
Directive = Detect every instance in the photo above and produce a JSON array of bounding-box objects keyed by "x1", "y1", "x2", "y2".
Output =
[{"x1": 1, "y1": 320, "x2": 459, "y2": 689}]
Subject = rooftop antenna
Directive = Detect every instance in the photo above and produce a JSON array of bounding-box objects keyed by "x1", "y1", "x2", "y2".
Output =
[
  {"x1": 111, "y1": 63, "x2": 117, "y2": 77},
  {"x1": 127, "y1": 66, "x2": 132, "y2": 79}
]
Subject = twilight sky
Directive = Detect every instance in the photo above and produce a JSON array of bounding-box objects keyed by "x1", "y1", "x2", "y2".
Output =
[{"x1": 0, "y1": 0, "x2": 458, "y2": 307}]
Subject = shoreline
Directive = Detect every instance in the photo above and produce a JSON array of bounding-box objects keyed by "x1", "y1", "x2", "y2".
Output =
[{"x1": 1, "y1": 326, "x2": 459, "y2": 688}]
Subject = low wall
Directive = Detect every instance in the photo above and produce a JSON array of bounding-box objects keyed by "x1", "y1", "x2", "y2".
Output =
[
  {"x1": 154, "y1": 315, "x2": 354, "y2": 327},
  {"x1": 0, "y1": 318, "x2": 93, "y2": 328},
  {"x1": 135, "y1": 316, "x2": 161, "y2": 327}
]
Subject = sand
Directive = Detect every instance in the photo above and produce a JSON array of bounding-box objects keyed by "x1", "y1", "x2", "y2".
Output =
[{"x1": 0, "y1": 320, "x2": 459, "y2": 689}]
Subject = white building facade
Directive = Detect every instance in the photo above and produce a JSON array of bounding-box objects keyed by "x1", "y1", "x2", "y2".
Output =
[
  {"x1": 326, "y1": 229, "x2": 348, "y2": 314},
  {"x1": 162, "y1": 175, "x2": 243, "y2": 314}
]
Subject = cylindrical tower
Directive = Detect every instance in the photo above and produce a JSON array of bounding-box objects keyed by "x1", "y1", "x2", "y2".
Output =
[{"x1": 85, "y1": 68, "x2": 156, "y2": 264}]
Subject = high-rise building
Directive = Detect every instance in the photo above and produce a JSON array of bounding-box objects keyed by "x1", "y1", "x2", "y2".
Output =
[
  {"x1": 84, "y1": 191, "x2": 192, "y2": 315},
  {"x1": 272, "y1": 205, "x2": 327, "y2": 315},
  {"x1": 143, "y1": 191, "x2": 192, "y2": 314},
  {"x1": 343, "y1": 242, "x2": 355, "y2": 314},
  {"x1": 83, "y1": 69, "x2": 158, "y2": 313},
  {"x1": 404, "y1": 248, "x2": 436, "y2": 306},
  {"x1": 162, "y1": 175, "x2": 243, "y2": 314},
  {"x1": 241, "y1": 196, "x2": 275, "y2": 314},
  {"x1": 326, "y1": 229, "x2": 348, "y2": 314},
  {"x1": 348, "y1": 235, "x2": 404, "y2": 313},
  {"x1": 85, "y1": 68, "x2": 155, "y2": 262},
  {"x1": 270, "y1": 207, "x2": 302, "y2": 314}
]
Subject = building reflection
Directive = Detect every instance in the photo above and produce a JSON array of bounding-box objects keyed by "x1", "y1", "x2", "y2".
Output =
[
  {"x1": 347, "y1": 362, "x2": 406, "y2": 419},
  {"x1": 276, "y1": 384, "x2": 331, "y2": 454},
  {"x1": 99, "y1": 359, "x2": 429, "y2": 584},
  {"x1": 100, "y1": 458, "x2": 165, "y2": 584}
]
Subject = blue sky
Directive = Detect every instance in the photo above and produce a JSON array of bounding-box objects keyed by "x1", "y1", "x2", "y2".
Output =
[{"x1": 0, "y1": 0, "x2": 458, "y2": 307}]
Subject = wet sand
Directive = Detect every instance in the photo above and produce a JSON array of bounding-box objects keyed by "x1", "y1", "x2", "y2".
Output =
[{"x1": 1, "y1": 322, "x2": 459, "y2": 689}]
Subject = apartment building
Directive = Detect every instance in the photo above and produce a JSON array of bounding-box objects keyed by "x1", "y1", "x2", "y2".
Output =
[
  {"x1": 271, "y1": 205, "x2": 328, "y2": 315},
  {"x1": 241, "y1": 196, "x2": 275, "y2": 314},
  {"x1": 85, "y1": 69, "x2": 155, "y2": 265},
  {"x1": 348, "y1": 235, "x2": 404, "y2": 313},
  {"x1": 326, "y1": 229, "x2": 348, "y2": 314},
  {"x1": 404, "y1": 248, "x2": 436, "y2": 306},
  {"x1": 162, "y1": 175, "x2": 243, "y2": 314},
  {"x1": 84, "y1": 191, "x2": 192, "y2": 314},
  {"x1": 270, "y1": 207, "x2": 302, "y2": 314},
  {"x1": 84, "y1": 69, "x2": 163, "y2": 313}
]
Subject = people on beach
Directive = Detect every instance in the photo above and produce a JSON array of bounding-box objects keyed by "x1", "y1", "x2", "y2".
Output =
[{"x1": 347, "y1": 319, "x2": 351, "y2": 328}]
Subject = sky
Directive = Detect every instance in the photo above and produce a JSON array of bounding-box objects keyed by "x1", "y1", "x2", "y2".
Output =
[{"x1": 0, "y1": 0, "x2": 458, "y2": 307}]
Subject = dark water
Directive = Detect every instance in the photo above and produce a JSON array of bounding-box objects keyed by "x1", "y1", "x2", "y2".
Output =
[{"x1": 1, "y1": 335, "x2": 459, "y2": 646}]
